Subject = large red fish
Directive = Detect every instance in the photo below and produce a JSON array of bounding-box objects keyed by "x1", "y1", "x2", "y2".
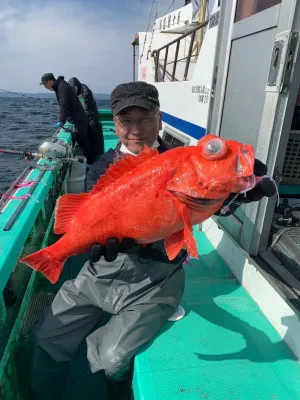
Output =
[{"x1": 21, "y1": 134, "x2": 255, "y2": 283}]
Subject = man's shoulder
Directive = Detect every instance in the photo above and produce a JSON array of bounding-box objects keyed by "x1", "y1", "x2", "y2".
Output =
[
  {"x1": 98, "y1": 148, "x2": 115, "y2": 164},
  {"x1": 157, "y1": 137, "x2": 172, "y2": 153},
  {"x1": 89, "y1": 148, "x2": 116, "y2": 175},
  {"x1": 81, "y1": 83, "x2": 91, "y2": 92},
  {"x1": 85, "y1": 148, "x2": 116, "y2": 191},
  {"x1": 57, "y1": 78, "x2": 68, "y2": 90}
]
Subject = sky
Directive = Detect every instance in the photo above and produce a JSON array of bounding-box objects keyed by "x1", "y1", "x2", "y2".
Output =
[{"x1": 0, "y1": 0, "x2": 187, "y2": 94}]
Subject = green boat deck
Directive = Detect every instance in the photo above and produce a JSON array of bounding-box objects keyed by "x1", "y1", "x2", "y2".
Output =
[
  {"x1": 99, "y1": 109, "x2": 118, "y2": 151},
  {"x1": 1, "y1": 109, "x2": 300, "y2": 399},
  {"x1": 132, "y1": 230, "x2": 300, "y2": 400},
  {"x1": 18, "y1": 229, "x2": 300, "y2": 400}
]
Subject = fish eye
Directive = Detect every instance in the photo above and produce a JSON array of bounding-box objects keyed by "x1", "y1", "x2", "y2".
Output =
[{"x1": 201, "y1": 138, "x2": 228, "y2": 160}]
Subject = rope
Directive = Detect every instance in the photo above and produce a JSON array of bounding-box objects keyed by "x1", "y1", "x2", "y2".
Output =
[
  {"x1": 1, "y1": 193, "x2": 39, "y2": 203},
  {"x1": 13, "y1": 179, "x2": 35, "y2": 188},
  {"x1": 12, "y1": 178, "x2": 47, "y2": 188},
  {"x1": 138, "y1": 0, "x2": 161, "y2": 32},
  {"x1": 160, "y1": 0, "x2": 175, "y2": 18},
  {"x1": 147, "y1": 11, "x2": 158, "y2": 59}
]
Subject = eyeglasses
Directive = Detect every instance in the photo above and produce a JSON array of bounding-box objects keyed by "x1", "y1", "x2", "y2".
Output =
[{"x1": 115, "y1": 109, "x2": 159, "y2": 129}]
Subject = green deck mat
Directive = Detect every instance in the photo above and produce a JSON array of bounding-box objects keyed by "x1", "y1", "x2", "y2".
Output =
[{"x1": 133, "y1": 231, "x2": 300, "y2": 400}]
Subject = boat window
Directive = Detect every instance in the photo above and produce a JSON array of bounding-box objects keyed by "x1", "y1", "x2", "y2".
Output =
[
  {"x1": 234, "y1": 0, "x2": 282, "y2": 22},
  {"x1": 177, "y1": 12, "x2": 181, "y2": 24},
  {"x1": 162, "y1": 129, "x2": 190, "y2": 148}
]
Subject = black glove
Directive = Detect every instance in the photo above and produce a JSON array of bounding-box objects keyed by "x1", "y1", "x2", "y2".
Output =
[
  {"x1": 217, "y1": 159, "x2": 277, "y2": 216},
  {"x1": 88, "y1": 238, "x2": 136, "y2": 265},
  {"x1": 236, "y1": 159, "x2": 276, "y2": 203}
]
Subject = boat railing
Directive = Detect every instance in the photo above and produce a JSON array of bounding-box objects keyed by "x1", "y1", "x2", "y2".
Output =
[
  {"x1": 0, "y1": 110, "x2": 116, "y2": 397},
  {"x1": 151, "y1": 19, "x2": 208, "y2": 82},
  {"x1": 0, "y1": 127, "x2": 73, "y2": 374}
]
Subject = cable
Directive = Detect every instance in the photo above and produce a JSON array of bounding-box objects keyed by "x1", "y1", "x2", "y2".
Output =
[
  {"x1": 0, "y1": 88, "x2": 56, "y2": 104},
  {"x1": 140, "y1": 0, "x2": 157, "y2": 63},
  {"x1": 160, "y1": 0, "x2": 176, "y2": 17},
  {"x1": 138, "y1": 0, "x2": 156, "y2": 32}
]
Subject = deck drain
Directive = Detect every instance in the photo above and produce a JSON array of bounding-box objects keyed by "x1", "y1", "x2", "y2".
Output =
[{"x1": 21, "y1": 292, "x2": 56, "y2": 336}]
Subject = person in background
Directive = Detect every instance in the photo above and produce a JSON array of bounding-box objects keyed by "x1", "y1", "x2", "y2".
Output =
[
  {"x1": 68, "y1": 77, "x2": 104, "y2": 158},
  {"x1": 40, "y1": 73, "x2": 96, "y2": 164},
  {"x1": 29, "y1": 81, "x2": 276, "y2": 400}
]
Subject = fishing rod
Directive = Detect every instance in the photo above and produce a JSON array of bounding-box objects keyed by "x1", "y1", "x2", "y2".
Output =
[
  {"x1": 0, "y1": 88, "x2": 56, "y2": 105},
  {"x1": 0, "y1": 147, "x2": 41, "y2": 159},
  {"x1": 0, "y1": 140, "x2": 85, "y2": 164}
]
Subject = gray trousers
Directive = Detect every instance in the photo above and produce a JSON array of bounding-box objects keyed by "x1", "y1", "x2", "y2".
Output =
[{"x1": 29, "y1": 251, "x2": 185, "y2": 398}]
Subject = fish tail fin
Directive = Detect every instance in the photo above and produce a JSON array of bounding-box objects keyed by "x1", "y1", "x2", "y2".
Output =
[{"x1": 21, "y1": 245, "x2": 65, "y2": 284}]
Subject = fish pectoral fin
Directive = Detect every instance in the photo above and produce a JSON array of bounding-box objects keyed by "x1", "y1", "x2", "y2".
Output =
[
  {"x1": 54, "y1": 193, "x2": 89, "y2": 234},
  {"x1": 180, "y1": 203, "x2": 199, "y2": 259},
  {"x1": 165, "y1": 203, "x2": 199, "y2": 260},
  {"x1": 166, "y1": 162, "x2": 203, "y2": 198},
  {"x1": 165, "y1": 230, "x2": 184, "y2": 260}
]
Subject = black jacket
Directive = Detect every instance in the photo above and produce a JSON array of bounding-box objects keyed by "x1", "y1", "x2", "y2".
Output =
[
  {"x1": 67, "y1": 77, "x2": 103, "y2": 158},
  {"x1": 68, "y1": 77, "x2": 98, "y2": 122},
  {"x1": 53, "y1": 76, "x2": 95, "y2": 163},
  {"x1": 52, "y1": 76, "x2": 87, "y2": 127}
]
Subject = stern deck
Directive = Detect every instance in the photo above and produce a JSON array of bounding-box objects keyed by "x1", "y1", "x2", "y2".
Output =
[{"x1": 133, "y1": 231, "x2": 300, "y2": 400}]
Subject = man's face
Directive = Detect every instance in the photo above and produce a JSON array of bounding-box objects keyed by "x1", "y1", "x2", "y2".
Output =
[
  {"x1": 43, "y1": 80, "x2": 53, "y2": 91},
  {"x1": 114, "y1": 106, "x2": 162, "y2": 154}
]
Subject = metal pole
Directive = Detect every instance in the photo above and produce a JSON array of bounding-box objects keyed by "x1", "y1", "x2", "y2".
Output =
[
  {"x1": 197, "y1": 0, "x2": 207, "y2": 52},
  {"x1": 133, "y1": 45, "x2": 136, "y2": 82}
]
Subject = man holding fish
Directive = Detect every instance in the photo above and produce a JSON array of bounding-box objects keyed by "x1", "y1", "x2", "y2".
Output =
[{"x1": 27, "y1": 82, "x2": 276, "y2": 399}]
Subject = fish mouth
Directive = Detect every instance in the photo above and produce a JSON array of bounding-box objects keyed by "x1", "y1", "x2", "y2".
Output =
[
  {"x1": 237, "y1": 174, "x2": 256, "y2": 193},
  {"x1": 172, "y1": 191, "x2": 223, "y2": 208}
]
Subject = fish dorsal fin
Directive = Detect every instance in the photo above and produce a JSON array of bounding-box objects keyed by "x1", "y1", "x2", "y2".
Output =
[{"x1": 90, "y1": 146, "x2": 159, "y2": 195}]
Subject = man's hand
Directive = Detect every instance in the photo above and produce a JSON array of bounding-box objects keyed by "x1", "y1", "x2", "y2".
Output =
[
  {"x1": 88, "y1": 238, "x2": 136, "y2": 265},
  {"x1": 55, "y1": 122, "x2": 64, "y2": 129},
  {"x1": 217, "y1": 159, "x2": 277, "y2": 216},
  {"x1": 238, "y1": 159, "x2": 276, "y2": 203}
]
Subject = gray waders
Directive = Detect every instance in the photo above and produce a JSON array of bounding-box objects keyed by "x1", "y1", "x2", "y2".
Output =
[{"x1": 29, "y1": 247, "x2": 185, "y2": 400}]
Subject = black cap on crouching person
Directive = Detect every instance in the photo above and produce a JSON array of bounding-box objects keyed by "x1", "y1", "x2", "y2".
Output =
[
  {"x1": 110, "y1": 81, "x2": 160, "y2": 116},
  {"x1": 40, "y1": 73, "x2": 56, "y2": 85}
]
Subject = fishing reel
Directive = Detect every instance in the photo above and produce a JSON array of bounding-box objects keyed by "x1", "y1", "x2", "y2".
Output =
[
  {"x1": 38, "y1": 137, "x2": 72, "y2": 160},
  {"x1": 37, "y1": 138, "x2": 86, "y2": 164}
]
